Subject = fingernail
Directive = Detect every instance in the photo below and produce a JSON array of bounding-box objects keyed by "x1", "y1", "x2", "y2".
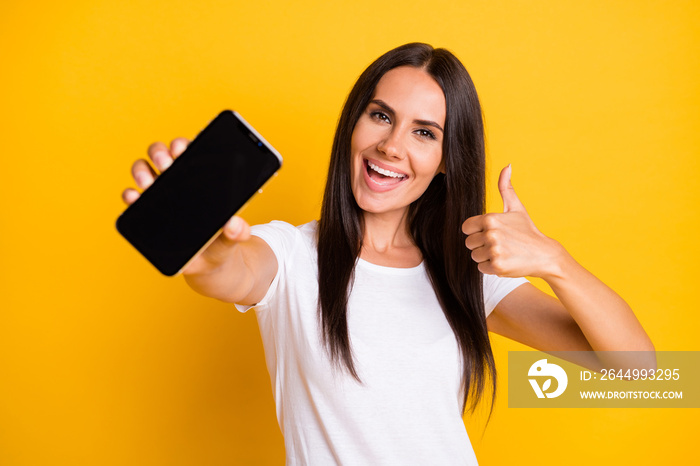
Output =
[
  {"x1": 135, "y1": 172, "x2": 149, "y2": 187},
  {"x1": 154, "y1": 151, "x2": 171, "y2": 170},
  {"x1": 173, "y1": 139, "x2": 187, "y2": 155},
  {"x1": 229, "y1": 217, "x2": 242, "y2": 237}
]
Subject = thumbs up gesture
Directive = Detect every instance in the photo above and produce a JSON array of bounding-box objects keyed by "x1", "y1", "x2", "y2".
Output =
[{"x1": 461, "y1": 164, "x2": 565, "y2": 279}]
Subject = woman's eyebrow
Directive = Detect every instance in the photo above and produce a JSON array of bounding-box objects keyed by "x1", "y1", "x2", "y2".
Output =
[{"x1": 370, "y1": 99, "x2": 444, "y2": 133}]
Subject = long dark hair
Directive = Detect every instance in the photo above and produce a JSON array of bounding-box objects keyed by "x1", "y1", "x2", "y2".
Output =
[{"x1": 317, "y1": 42, "x2": 491, "y2": 414}]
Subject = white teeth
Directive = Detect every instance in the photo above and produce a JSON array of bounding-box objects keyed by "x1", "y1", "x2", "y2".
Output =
[{"x1": 367, "y1": 161, "x2": 406, "y2": 179}]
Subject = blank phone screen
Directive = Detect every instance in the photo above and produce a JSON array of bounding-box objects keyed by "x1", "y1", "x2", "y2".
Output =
[{"x1": 117, "y1": 110, "x2": 281, "y2": 276}]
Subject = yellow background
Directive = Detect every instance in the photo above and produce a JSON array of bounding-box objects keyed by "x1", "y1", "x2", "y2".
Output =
[{"x1": 1, "y1": 1, "x2": 698, "y2": 464}]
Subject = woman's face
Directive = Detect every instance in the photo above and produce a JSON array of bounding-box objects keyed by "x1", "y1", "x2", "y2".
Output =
[{"x1": 350, "y1": 66, "x2": 446, "y2": 219}]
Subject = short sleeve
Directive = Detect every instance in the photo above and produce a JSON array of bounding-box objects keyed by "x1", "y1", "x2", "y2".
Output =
[
  {"x1": 233, "y1": 220, "x2": 300, "y2": 313},
  {"x1": 482, "y1": 274, "x2": 529, "y2": 317}
]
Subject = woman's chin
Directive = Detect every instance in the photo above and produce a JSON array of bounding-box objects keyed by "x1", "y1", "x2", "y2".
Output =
[{"x1": 356, "y1": 201, "x2": 408, "y2": 218}]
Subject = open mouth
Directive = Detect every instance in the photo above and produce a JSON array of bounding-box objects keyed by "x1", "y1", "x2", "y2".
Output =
[{"x1": 364, "y1": 159, "x2": 408, "y2": 186}]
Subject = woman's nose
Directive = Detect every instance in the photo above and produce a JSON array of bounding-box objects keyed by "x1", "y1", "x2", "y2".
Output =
[{"x1": 376, "y1": 130, "x2": 404, "y2": 160}]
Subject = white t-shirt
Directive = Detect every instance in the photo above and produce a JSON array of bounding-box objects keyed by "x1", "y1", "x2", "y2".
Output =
[{"x1": 235, "y1": 220, "x2": 528, "y2": 465}]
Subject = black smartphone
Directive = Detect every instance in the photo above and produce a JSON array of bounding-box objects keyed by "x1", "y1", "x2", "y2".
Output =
[{"x1": 116, "y1": 110, "x2": 282, "y2": 276}]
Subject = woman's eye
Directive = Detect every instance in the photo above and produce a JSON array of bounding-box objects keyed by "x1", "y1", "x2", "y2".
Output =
[
  {"x1": 416, "y1": 129, "x2": 436, "y2": 140},
  {"x1": 370, "y1": 111, "x2": 391, "y2": 123}
]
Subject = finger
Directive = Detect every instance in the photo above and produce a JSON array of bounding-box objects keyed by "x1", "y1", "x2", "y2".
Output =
[
  {"x1": 131, "y1": 159, "x2": 157, "y2": 190},
  {"x1": 498, "y1": 164, "x2": 526, "y2": 213},
  {"x1": 464, "y1": 231, "x2": 486, "y2": 250},
  {"x1": 122, "y1": 188, "x2": 140, "y2": 205},
  {"x1": 221, "y1": 216, "x2": 251, "y2": 243},
  {"x1": 170, "y1": 137, "x2": 190, "y2": 159},
  {"x1": 461, "y1": 215, "x2": 484, "y2": 235},
  {"x1": 477, "y1": 261, "x2": 496, "y2": 276},
  {"x1": 470, "y1": 246, "x2": 491, "y2": 264},
  {"x1": 147, "y1": 141, "x2": 174, "y2": 172}
]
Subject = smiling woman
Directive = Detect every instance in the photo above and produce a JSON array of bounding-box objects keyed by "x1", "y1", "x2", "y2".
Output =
[
  {"x1": 351, "y1": 67, "x2": 445, "y2": 214},
  {"x1": 122, "y1": 42, "x2": 654, "y2": 465}
]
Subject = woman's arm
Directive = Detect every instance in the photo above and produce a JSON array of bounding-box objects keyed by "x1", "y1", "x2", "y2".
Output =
[
  {"x1": 487, "y1": 267, "x2": 655, "y2": 372},
  {"x1": 123, "y1": 138, "x2": 277, "y2": 305},
  {"x1": 464, "y1": 165, "x2": 655, "y2": 370}
]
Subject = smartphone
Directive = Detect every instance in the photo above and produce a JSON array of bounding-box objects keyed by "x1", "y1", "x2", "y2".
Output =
[{"x1": 116, "y1": 110, "x2": 282, "y2": 276}]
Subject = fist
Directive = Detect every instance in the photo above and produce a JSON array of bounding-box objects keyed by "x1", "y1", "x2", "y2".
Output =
[{"x1": 461, "y1": 164, "x2": 564, "y2": 278}]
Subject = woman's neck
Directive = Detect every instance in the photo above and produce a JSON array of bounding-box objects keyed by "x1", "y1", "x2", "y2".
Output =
[{"x1": 359, "y1": 210, "x2": 423, "y2": 268}]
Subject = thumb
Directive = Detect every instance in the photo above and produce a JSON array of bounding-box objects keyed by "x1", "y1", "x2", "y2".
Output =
[
  {"x1": 221, "y1": 215, "x2": 251, "y2": 243},
  {"x1": 498, "y1": 164, "x2": 526, "y2": 213}
]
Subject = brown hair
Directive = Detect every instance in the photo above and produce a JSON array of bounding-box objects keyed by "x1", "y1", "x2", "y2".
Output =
[{"x1": 317, "y1": 42, "x2": 492, "y2": 414}]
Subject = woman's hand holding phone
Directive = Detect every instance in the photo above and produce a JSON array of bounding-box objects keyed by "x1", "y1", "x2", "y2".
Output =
[
  {"x1": 121, "y1": 138, "x2": 253, "y2": 277},
  {"x1": 117, "y1": 111, "x2": 280, "y2": 304}
]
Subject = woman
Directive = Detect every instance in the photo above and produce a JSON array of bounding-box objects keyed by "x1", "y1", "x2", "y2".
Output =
[{"x1": 123, "y1": 43, "x2": 654, "y2": 465}]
